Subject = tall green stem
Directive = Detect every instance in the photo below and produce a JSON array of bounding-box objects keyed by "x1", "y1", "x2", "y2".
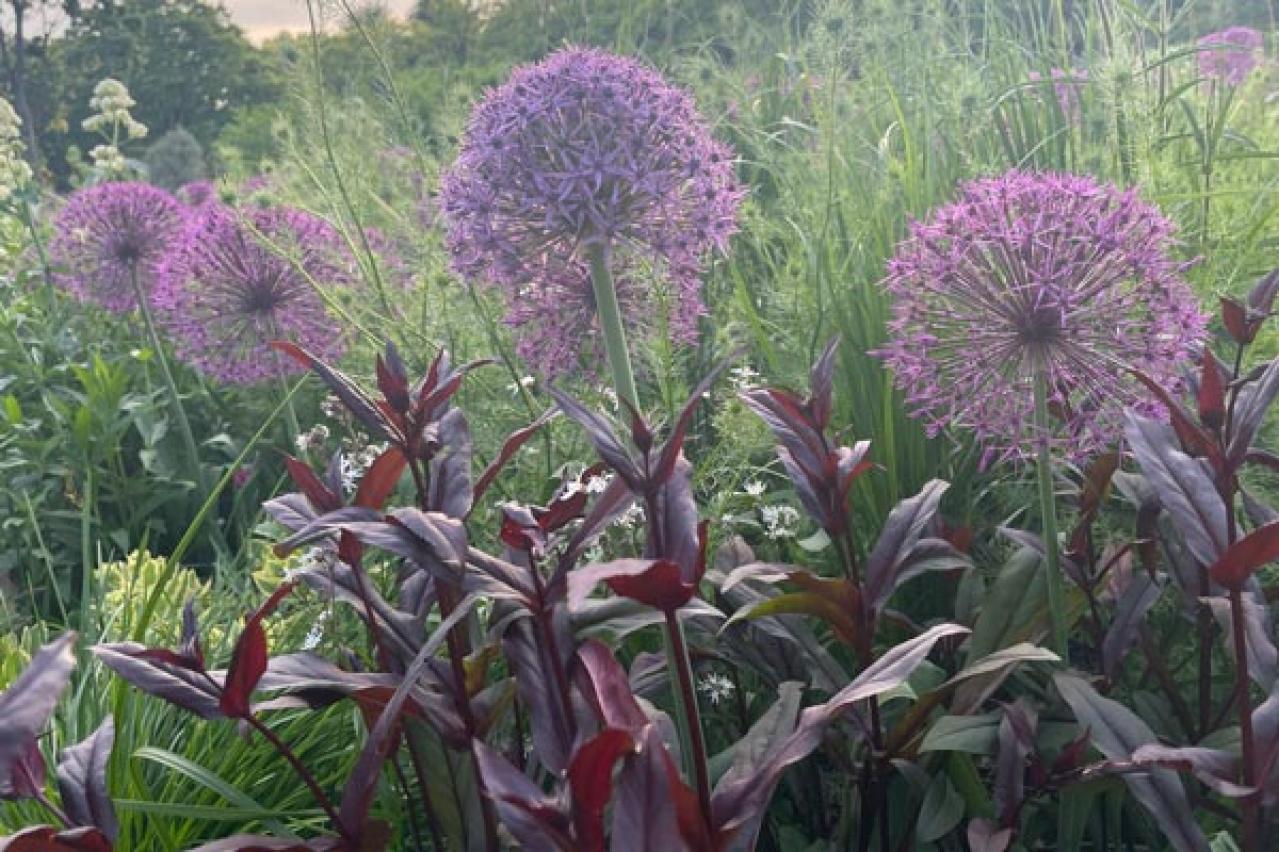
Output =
[
  {"x1": 130, "y1": 265, "x2": 224, "y2": 553},
  {"x1": 1033, "y1": 373, "x2": 1067, "y2": 656},
  {"x1": 587, "y1": 242, "x2": 640, "y2": 411}
]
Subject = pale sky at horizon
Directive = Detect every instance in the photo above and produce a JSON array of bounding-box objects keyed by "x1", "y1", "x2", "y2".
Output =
[{"x1": 223, "y1": 1, "x2": 416, "y2": 42}]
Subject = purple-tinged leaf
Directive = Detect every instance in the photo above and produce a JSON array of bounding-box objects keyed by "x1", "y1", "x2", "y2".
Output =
[
  {"x1": 575, "y1": 641, "x2": 650, "y2": 736},
  {"x1": 809, "y1": 336, "x2": 840, "y2": 431},
  {"x1": 0, "y1": 739, "x2": 45, "y2": 801},
  {"x1": 560, "y1": 476, "x2": 637, "y2": 573},
  {"x1": 967, "y1": 818, "x2": 1013, "y2": 852},
  {"x1": 473, "y1": 409, "x2": 558, "y2": 507},
  {"x1": 1205, "y1": 593, "x2": 1278, "y2": 690},
  {"x1": 643, "y1": 454, "x2": 701, "y2": 579},
  {"x1": 56, "y1": 718, "x2": 117, "y2": 839},
  {"x1": 0, "y1": 826, "x2": 114, "y2": 852},
  {"x1": 501, "y1": 615, "x2": 575, "y2": 775},
  {"x1": 1221, "y1": 296, "x2": 1252, "y2": 344},
  {"x1": 1054, "y1": 673, "x2": 1208, "y2": 852},
  {"x1": 710, "y1": 624, "x2": 968, "y2": 843},
  {"x1": 610, "y1": 725, "x2": 687, "y2": 852},
  {"x1": 472, "y1": 741, "x2": 574, "y2": 851},
  {"x1": 0, "y1": 633, "x2": 76, "y2": 787},
  {"x1": 221, "y1": 582, "x2": 295, "y2": 718},
  {"x1": 1130, "y1": 744, "x2": 1245, "y2": 797},
  {"x1": 1248, "y1": 268, "x2": 1279, "y2": 316},
  {"x1": 1197, "y1": 351, "x2": 1227, "y2": 430},
  {"x1": 718, "y1": 562, "x2": 793, "y2": 594},
  {"x1": 1208, "y1": 519, "x2": 1279, "y2": 590},
  {"x1": 338, "y1": 593, "x2": 478, "y2": 834},
  {"x1": 737, "y1": 387, "x2": 826, "y2": 482},
  {"x1": 1103, "y1": 571, "x2": 1162, "y2": 679},
  {"x1": 568, "y1": 729, "x2": 637, "y2": 852},
  {"x1": 375, "y1": 344, "x2": 411, "y2": 414},
  {"x1": 1129, "y1": 369, "x2": 1222, "y2": 468},
  {"x1": 549, "y1": 387, "x2": 642, "y2": 490},
  {"x1": 1227, "y1": 359, "x2": 1279, "y2": 466},
  {"x1": 273, "y1": 342, "x2": 401, "y2": 445},
  {"x1": 864, "y1": 480, "x2": 952, "y2": 614},
  {"x1": 271, "y1": 506, "x2": 381, "y2": 557},
  {"x1": 428, "y1": 408, "x2": 473, "y2": 518},
  {"x1": 568, "y1": 560, "x2": 662, "y2": 610},
  {"x1": 994, "y1": 700, "x2": 1036, "y2": 826},
  {"x1": 1125, "y1": 413, "x2": 1227, "y2": 568},
  {"x1": 91, "y1": 643, "x2": 223, "y2": 720},
  {"x1": 353, "y1": 447, "x2": 407, "y2": 511},
  {"x1": 292, "y1": 561, "x2": 424, "y2": 664},
  {"x1": 651, "y1": 355, "x2": 738, "y2": 487}
]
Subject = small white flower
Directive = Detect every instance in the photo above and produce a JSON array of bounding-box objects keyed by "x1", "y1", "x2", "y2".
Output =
[
  {"x1": 743, "y1": 480, "x2": 766, "y2": 498},
  {"x1": 698, "y1": 673, "x2": 736, "y2": 706},
  {"x1": 295, "y1": 424, "x2": 330, "y2": 454},
  {"x1": 729, "y1": 365, "x2": 761, "y2": 390},
  {"x1": 614, "y1": 503, "x2": 645, "y2": 530},
  {"x1": 761, "y1": 504, "x2": 801, "y2": 539},
  {"x1": 507, "y1": 376, "x2": 536, "y2": 395},
  {"x1": 585, "y1": 473, "x2": 612, "y2": 494}
]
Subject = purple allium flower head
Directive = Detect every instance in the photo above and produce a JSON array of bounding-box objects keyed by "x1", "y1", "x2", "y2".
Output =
[
  {"x1": 49, "y1": 181, "x2": 185, "y2": 314},
  {"x1": 176, "y1": 179, "x2": 217, "y2": 207},
  {"x1": 152, "y1": 204, "x2": 354, "y2": 385},
  {"x1": 876, "y1": 170, "x2": 1205, "y2": 467},
  {"x1": 1198, "y1": 27, "x2": 1264, "y2": 86},
  {"x1": 439, "y1": 46, "x2": 743, "y2": 377}
]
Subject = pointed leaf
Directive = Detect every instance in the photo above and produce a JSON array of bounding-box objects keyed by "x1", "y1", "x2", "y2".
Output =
[
  {"x1": 1209, "y1": 519, "x2": 1279, "y2": 590},
  {"x1": 0, "y1": 633, "x2": 77, "y2": 786},
  {"x1": 56, "y1": 718, "x2": 116, "y2": 839}
]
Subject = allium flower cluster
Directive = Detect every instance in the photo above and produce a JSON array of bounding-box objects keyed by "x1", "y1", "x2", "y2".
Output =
[
  {"x1": 152, "y1": 205, "x2": 353, "y2": 385},
  {"x1": 0, "y1": 97, "x2": 31, "y2": 202},
  {"x1": 877, "y1": 170, "x2": 1205, "y2": 466},
  {"x1": 176, "y1": 179, "x2": 218, "y2": 207},
  {"x1": 49, "y1": 182, "x2": 185, "y2": 313},
  {"x1": 1028, "y1": 68, "x2": 1088, "y2": 123},
  {"x1": 440, "y1": 46, "x2": 743, "y2": 377},
  {"x1": 1197, "y1": 27, "x2": 1264, "y2": 86}
]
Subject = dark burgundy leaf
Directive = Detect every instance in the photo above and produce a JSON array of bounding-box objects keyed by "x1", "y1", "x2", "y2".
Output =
[
  {"x1": 1221, "y1": 296, "x2": 1252, "y2": 344},
  {"x1": 1197, "y1": 350, "x2": 1226, "y2": 430},
  {"x1": 473, "y1": 409, "x2": 558, "y2": 507},
  {"x1": 1248, "y1": 268, "x2": 1279, "y2": 316},
  {"x1": 0, "y1": 633, "x2": 77, "y2": 788},
  {"x1": 0, "y1": 826, "x2": 114, "y2": 852},
  {"x1": 610, "y1": 725, "x2": 688, "y2": 852},
  {"x1": 375, "y1": 347, "x2": 411, "y2": 414},
  {"x1": 221, "y1": 582, "x2": 296, "y2": 718},
  {"x1": 428, "y1": 408, "x2": 474, "y2": 518},
  {"x1": 283, "y1": 456, "x2": 340, "y2": 514},
  {"x1": 644, "y1": 453, "x2": 701, "y2": 579},
  {"x1": 91, "y1": 643, "x2": 223, "y2": 720},
  {"x1": 272, "y1": 342, "x2": 400, "y2": 444},
  {"x1": 864, "y1": 479, "x2": 951, "y2": 614},
  {"x1": 1228, "y1": 359, "x2": 1279, "y2": 466},
  {"x1": 549, "y1": 387, "x2": 642, "y2": 490},
  {"x1": 568, "y1": 728, "x2": 637, "y2": 852},
  {"x1": 338, "y1": 593, "x2": 478, "y2": 834},
  {"x1": 651, "y1": 355, "x2": 738, "y2": 486},
  {"x1": 1130, "y1": 744, "x2": 1245, "y2": 797},
  {"x1": 354, "y1": 447, "x2": 407, "y2": 511},
  {"x1": 606, "y1": 560, "x2": 696, "y2": 613},
  {"x1": 1129, "y1": 369, "x2": 1221, "y2": 467},
  {"x1": 1205, "y1": 593, "x2": 1278, "y2": 689},
  {"x1": 994, "y1": 701, "x2": 1036, "y2": 826},
  {"x1": 1102, "y1": 571, "x2": 1162, "y2": 679},
  {"x1": 472, "y1": 741, "x2": 574, "y2": 851},
  {"x1": 185, "y1": 836, "x2": 343, "y2": 852},
  {"x1": 809, "y1": 336, "x2": 840, "y2": 431},
  {"x1": 56, "y1": 718, "x2": 117, "y2": 839},
  {"x1": 500, "y1": 615, "x2": 575, "y2": 774},
  {"x1": 575, "y1": 641, "x2": 650, "y2": 736},
  {"x1": 560, "y1": 476, "x2": 637, "y2": 573},
  {"x1": 1125, "y1": 413, "x2": 1227, "y2": 568},
  {"x1": 1208, "y1": 519, "x2": 1279, "y2": 590},
  {"x1": 1054, "y1": 673, "x2": 1207, "y2": 852},
  {"x1": 739, "y1": 388, "x2": 827, "y2": 494},
  {"x1": 0, "y1": 739, "x2": 45, "y2": 801}
]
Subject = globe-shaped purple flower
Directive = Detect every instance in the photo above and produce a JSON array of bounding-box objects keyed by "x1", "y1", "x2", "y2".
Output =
[
  {"x1": 152, "y1": 205, "x2": 354, "y2": 385},
  {"x1": 176, "y1": 179, "x2": 218, "y2": 207},
  {"x1": 439, "y1": 46, "x2": 743, "y2": 377},
  {"x1": 876, "y1": 170, "x2": 1206, "y2": 466},
  {"x1": 1198, "y1": 27, "x2": 1264, "y2": 86},
  {"x1": 49, "y1": 181, "x2": 185, "y2": 314}
]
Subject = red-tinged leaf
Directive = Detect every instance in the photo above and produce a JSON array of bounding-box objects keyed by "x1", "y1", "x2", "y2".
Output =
[
  {"x1": 92, "y1": 643, "x2": 223, "y2": 719},
  {"x1": 1051, "y1": 727, "x2": 1092, "y2": 776},
  {"x1": 222, "y1": 583, "x2": 296, "y2": 718},
  {"x1": 283, "y1": 456, "x2": 341, "y2": 513},
  {"x1": 574, "y1": 641, "x2": 650, "y2": 736},
  {"x1": 375, "y1": 350, "x2": 410, "y2": 414},
  {"x1": 56, "y1": 718, "x2": 117, "y2": 839},
  {"x1": 1078, "y1": 452, "x2": 1120, "y2": 520},
  {"x1": 1197, "y1": 350, "x2": 1226, "y2": 430},
  {"x1": 605, "y1": 560, "x2": 696, "y2": 613},
  {"x1": 1221, "y1": 296, "x2": 1252, "y2": 344},
  {"x1": 864, "y1": 479, "x2": 950, "y2": 614},
  {"x1": 809, "y1": 336, "x2": 840, "y2": 431},
  {"x1": 568, "y1": 559, "x2": 665, "y2": 610},
  {"x1": 0, "y1": 633, "x2": 76, "y2": 789},
  {"x1": 473, "y1": 409, "x2": 558, "y2": 507},
  {"x1": 651, "y1": 355, "x2": 739, "y2": 486},
  {"x1": 611, "y1": 725, "x2": 691, "y2": 852},
  {"x1": 0, "y1": 738, "x2": 45, "y2": 800},
  {"x1": 1209, "y1": 520, "x2": 1279, "y2": 589},
  {"x1": 472, "y1": 741, "x2": 574, "y2": 851},
  {"x1": 0, "y1": 826, "x2": 114, "y2": 852},
  {"x1": 1129, "y1": 369, "x2": 1222, "y2": 468},
  {"x1": 738, "y1": 387, "x2": 827, "y2": 480},
  {"x1": 1248, "y1": 268, "x2": 1279, "y2": 316},
  {"x1": 662, "y1": 745, "x2": 715, "y2": 852},
  {"x1": 549, "y1": 387, "x2": 643, "y2": 491},
  {"x1": 272, "y1": 342, "x2": 399, "y2": 444},
  {"x1": 994, "y1": 700, "x2": 1036, "y2": 825},
  {"x1": 354, "y1": 447, "x2": 406, "y2": 511},
  {"x1": 568, "y1": 729, "x2": 637, "y2": 852},
  {"x1": 1130, "y1": 744, "x2": 1247, "y2": 798}
]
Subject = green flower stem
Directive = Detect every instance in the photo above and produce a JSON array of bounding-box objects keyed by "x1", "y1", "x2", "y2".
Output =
[
  {"x1": 587, "y1": 242, "x2": 640, "y2": 411},
  {"x1": 1033, "y1": 372, "x2": 1068, "y2": 656},
  {"x1": 130, "y1": 264, "x2": 227, "y2": 555}
]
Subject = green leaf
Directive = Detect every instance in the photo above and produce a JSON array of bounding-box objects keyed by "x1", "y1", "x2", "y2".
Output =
[
  {"x1": 132, "y1": 746, "x2": 294, "y2": 837},
  {"x1": 920, "y1": 714, "x2": 1000, "y2": 755},
  {"x1": 916, "y1": 770, "x2": 964, "y2": 842}
]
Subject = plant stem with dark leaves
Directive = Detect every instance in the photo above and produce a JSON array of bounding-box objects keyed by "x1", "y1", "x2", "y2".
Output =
[
  {"x1": 665, "y1": 609, "x2": 713, "y2": 822},
  {"x1": 1228, "y1": 587, "x2": 1259, "y2": 851}
]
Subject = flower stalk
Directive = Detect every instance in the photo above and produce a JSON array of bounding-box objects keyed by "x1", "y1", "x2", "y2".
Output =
[
  {"x1": 587, "y1": 242, "x2": 640, "y2": 411},
  {"x1": 1033, "y1": 372, "x2": 1068, "y2": 656}
]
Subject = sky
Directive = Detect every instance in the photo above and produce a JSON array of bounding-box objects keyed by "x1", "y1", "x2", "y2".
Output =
[{"x1": 223, "y1": 1, "x2": 416, "y2": 42}]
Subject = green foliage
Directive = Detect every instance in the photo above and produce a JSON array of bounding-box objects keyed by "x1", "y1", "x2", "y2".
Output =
[{"x1": 143, "y1": 125, "x2": 205, "y2": 190}]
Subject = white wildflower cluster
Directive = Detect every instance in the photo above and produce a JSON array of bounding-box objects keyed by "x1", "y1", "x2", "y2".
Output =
[
  {"x1": 292, "y1": 545, "x2": 338, "y2": 577},
  {"x1": 301, "y1": 609, "x2": 331, "y2": 651},
  {"x1": 729, "y1": 364, "x2": 761, "y2": 391},
  {"x1": 614, "y1": 502, "x2": 645, "y2": 530},
  {"x1": 563, "y1": 471, "x2": 613, "y2": 498},
  {"x1": 320, "y1": 394, "x2": 344, "y2": 419},
  {"x1": 0, "y1": 98, "x2": 31, "y2": 203},
  {"x1": 507, "y1": 375, "x2": 536, "y2": 395},
  {"x1": 81, "y1": 78, "x2": 147, "y2": 179},
  {"x1": 341, "y1": 442, "x2": 388, "y2": 495},
  {"x1": 743, "y1": 480, "x2": 766, "y2": 499},
  {"x1": 698, "y1": 672, "x2": 736, "y2": 706},
  {"x1": 295, "y1": 423, "x2": 331, "y2": 454},
  {"x1": 761, "y1": 504, "x2": 801, "y2": 539}
]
